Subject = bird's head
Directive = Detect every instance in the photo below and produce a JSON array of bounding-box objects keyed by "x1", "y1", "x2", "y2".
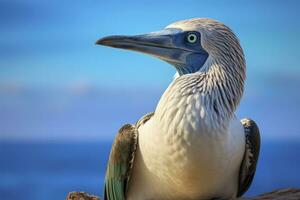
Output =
[{"x1": 96, "y1": 18, "x2": 245, "y2": 78}]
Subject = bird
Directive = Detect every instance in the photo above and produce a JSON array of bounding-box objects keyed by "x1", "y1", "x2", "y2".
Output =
[{"x1": 96, "y1": 18, "x2": 260, "y2": 200}]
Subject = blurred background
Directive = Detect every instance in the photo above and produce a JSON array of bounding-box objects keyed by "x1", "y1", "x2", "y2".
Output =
[{"x1": 1, "y1": 0, "x2": 300, "y2": 199}]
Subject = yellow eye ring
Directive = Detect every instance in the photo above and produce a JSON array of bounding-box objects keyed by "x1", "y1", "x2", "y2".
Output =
[{"x1": 187, "y1": 33, "x2": 198, "y2": 43}]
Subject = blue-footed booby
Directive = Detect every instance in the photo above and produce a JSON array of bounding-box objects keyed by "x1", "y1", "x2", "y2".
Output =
[{"x1": 96, "y1": 18, "x2": 260, "y2": 200}]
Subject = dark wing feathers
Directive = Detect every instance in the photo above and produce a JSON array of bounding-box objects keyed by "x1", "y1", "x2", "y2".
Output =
[
  {"x1": 104, "y1": 124, "x2": 137, "y2": 200},
  {"x1": 237, "y1": 118, "x2": 261, "y2": 197},
  {"x1": 104, "y1": 113, "x2": 154, "y2": 200}
]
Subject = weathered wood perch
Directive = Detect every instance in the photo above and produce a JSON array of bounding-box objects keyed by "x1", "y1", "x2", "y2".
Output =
[{"x1": 66, "y1": 188, "x2": 300, "y2": 200}]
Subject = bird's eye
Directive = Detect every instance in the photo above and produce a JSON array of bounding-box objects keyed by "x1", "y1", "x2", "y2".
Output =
[{"x1": 187, "y1": 33, "x2": 198, "y2": 44}]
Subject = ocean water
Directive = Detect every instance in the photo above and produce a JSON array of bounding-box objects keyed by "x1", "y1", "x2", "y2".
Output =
[{"x1": 1, "y1": 141, "x2": 300, "y2": 200}]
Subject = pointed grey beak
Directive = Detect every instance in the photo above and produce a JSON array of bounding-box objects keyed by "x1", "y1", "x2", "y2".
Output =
[
  {"x1": 96, "y1": 29, "x2": 184, "y2": 63},
  {"x1": 96, "y1": 28, "x2": 209, "y2": 75}
]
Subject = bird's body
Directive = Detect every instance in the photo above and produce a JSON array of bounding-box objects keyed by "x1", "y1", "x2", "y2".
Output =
[
  {"x1": 128, "y1": 112, "x2": 244, "y2": 200},
  {"x1": 96, "y1": 18, "x2": 260, "y2": 200},
  {"x1": 127, "y1": 64, "x2": 245, "y2": 200}
]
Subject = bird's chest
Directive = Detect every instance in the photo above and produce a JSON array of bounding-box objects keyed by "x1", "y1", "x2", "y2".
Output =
[
  {"x1": 142, "y1": 96, "x2": 230, "y2": 177},
  {"x1": 135, "y1": 117, "x2": 239, "y2": 198},
  {"x1": 141, "y1": 118, "x2": 231, "y2": 179},
  {"x1": 130, "y1": 107, "x2": 245, "y2": 200}
]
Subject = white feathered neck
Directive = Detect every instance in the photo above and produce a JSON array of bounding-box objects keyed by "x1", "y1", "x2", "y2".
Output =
[{"x1": 155, "y1": 54, "x2": 245, "y2": 132}]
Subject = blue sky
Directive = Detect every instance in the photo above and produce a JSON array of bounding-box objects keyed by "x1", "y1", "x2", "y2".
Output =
[
  {"x1": 0, "y1": 0, "x2": 300, "y2": 141},
  {"x1": 1, "y1": 0, "x2": 299, "y2": 88}
]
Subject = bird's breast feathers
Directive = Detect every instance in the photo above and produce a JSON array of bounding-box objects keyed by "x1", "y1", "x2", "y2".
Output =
[
  {"x1": 131, "y1": 89, "x2": 245, "y2": 199},
  {"x1": 129, "y1": 68, "x2": 245, "y2": 199}
]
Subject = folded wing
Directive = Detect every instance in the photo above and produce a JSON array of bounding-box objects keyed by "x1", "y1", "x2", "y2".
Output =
[
  {"x1": 237, "y1": 118, "x2": 261, "y2": 197},
  {"x1": 104, "y1": 113, "x2": 154, "y2": 200}
]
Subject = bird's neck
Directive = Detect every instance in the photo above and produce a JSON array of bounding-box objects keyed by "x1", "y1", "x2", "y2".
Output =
[{"x1": 155, "y1": 57, "x2": 245, "y2": 130}]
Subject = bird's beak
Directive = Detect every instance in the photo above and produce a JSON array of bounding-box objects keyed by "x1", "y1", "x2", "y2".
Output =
[{"x1": 96, "y1": 29, "x2": 184, "y2": 64}]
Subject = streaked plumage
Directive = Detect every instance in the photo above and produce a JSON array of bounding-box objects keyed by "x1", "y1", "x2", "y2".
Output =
[{"x1": 96, "y1": 18, "x2": 260, "y2": 200}]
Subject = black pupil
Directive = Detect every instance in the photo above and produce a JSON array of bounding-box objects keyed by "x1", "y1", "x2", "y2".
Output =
[{"x1": 189, "y1": 35, "x2": 195, "y2": 41}]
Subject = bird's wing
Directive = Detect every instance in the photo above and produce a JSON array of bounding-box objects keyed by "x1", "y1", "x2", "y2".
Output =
[
  {"x1": 237, "y1": 118, "x2": 261, "y2": 197},
  {"x1": 104, "y1": 112, "x2": 154, "y2": 200}
]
